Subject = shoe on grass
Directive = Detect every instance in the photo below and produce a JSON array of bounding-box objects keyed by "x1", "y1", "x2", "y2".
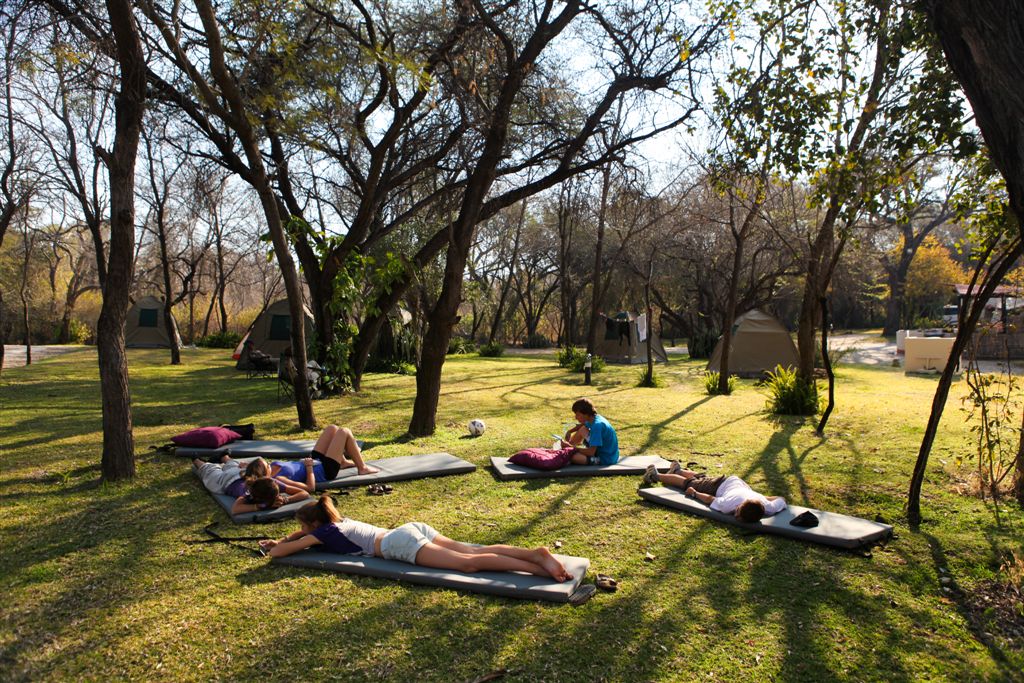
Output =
[{"x1": 641, "y1": 464, "x2": 660, "y2": 487}]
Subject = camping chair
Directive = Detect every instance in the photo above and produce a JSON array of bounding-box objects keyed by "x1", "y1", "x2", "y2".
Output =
[
  {"x1": 247, "y1": 351, "x2": 277, "y2": 379},
  {"x1": 278, "y1": 355, "x2": 296, "y2": 401}
]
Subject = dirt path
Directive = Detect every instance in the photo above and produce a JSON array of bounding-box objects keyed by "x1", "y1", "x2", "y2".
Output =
[{"x1": 2, "y1": 345, "x2": 89, "y2": 369}]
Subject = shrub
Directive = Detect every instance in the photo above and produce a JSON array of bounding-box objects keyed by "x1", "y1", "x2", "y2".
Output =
[
  {"x1": 569, "y1": 353, "x2": 605, "y2": 374},
  {"x1": 478, "y1": 341, "x2": 505, "y2": 357},
  {"x1": 637, "y1": 368, "x2": 665, "y2": 388},
  {"x1": 66, "y1": 318, "x2": 92, "y2": 344},
  {"x1": 196, "y1": 331, "x2": 243, "y2": 349},
  {"x1": 704, "y1": 371, "x2": 736, "y2": 395},
  {"x1": 556, "y1": 346, "x2": 605, "y2": 373},
  {"x1": 447, "y1": 337, "x2": 477, "y2": 355},
  {"x1": 764, "y1": 365, "x2": 819, "y2": 415},
  {"x1": 523, "y1": 333, "x2": 551, "y2": 349},
  {"x1": 557, "y1": 346, "x2": 585, "y2": 368},
  {"x1": 365, "y1": 357, "x2": 416, "y2": 375}
]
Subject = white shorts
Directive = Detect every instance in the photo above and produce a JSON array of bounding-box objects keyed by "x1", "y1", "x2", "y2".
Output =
[{"x1": 379, "y1": 522, "x2": 439, "y2": 564}]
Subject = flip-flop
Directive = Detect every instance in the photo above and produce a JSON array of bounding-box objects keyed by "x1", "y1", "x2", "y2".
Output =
[
  {"x1": 366, "y1": 483, "x2": 386, "y2": 496},
  {"x1": 381, "y1": 484, "x2": 394, "y2": 494},
  {"x1": 595, "y1": 573, "x2": 618, "y2": 592}
]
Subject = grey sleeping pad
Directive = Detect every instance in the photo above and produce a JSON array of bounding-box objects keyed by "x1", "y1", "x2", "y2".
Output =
[
  {"x1": 638, "y1": 486, "x2": 893, "y2": 550},
  {"x1": 174, "y1": 439, "x2": 320, "y2": 458},
  {"x1": 197, "y1": 453, "x2": 476, "y2": 523},
  {"x1": 273, "y1": 550, "x2": 591, "y2": 603},
  {"x1": 490, "y1": 454, "x2": 673, "y2": 481},
  {"x1": 313, "y1": 453, "x2": 476, "y2": 491}
]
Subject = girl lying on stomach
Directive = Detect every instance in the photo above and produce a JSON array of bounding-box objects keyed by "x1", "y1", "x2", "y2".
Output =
[{"x1": 260, "y1": 496, "x2": 573, "y2": 581}]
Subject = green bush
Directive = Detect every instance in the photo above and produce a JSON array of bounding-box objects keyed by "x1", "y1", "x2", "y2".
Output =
[
  {"x1": 637, "y1": 368, "x2": 665, "y2": 388},
  {"x1": 570, "y1": 354, "x2": 605, "y2": 374},
  {"x1": 447, "y1": 337, "x2": 477, "y2": 355},
  {"x1": 196, "y1": 331, "x2": 243, "y2": 349},
  {"x1": 704, "y1": 371, "x2": 736, "y2": 395},
  {"x1": 478, "y1": 341, "x2": 505, "y2": 357},
  {"x1": 556, "y1": 346, "x2": 605, "y2": 373},
  {"x1": 764, "y1": 365, "x2": 819, "y2": 415},
  {"x1": 523, "y1": 333, "x2": 551, "y2": 349},
  {"x1": 66, "y1": 319, "x2": 92, "y2": 344},
  {"x1": 365, "y1": 358, "x2": 416, "y2": 375},
  {"x1": 557, "y1": 346, "x2": 584, "y2": 368}
]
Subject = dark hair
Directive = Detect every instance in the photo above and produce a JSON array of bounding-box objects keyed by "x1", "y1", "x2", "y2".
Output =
[
  {"x1": 571, "y1": 398, "x2": 596, "y2": 416},
  {"x1": 247, "y1": 477, "x2": 280, "y2": 507},
  {"x1": 243, "y1": 457, "x2": 270, "y2": 481},
  {"x1": 737, "y1": 500, "x2": 765, "y2": 523},
  {"x1": 296, "y1": 495, "x2": 341, "y2": 528}
]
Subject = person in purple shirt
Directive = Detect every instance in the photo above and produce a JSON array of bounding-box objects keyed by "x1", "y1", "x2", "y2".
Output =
[
  {"x1": 193, "y1": 455, "x2": 309, "y2": 513},
  {"x1": 260, "y1": 496, "x2": 574, "y2": 581},
  {"x1": 266, "y1": 424, "x2": 380, "y2": 492}
]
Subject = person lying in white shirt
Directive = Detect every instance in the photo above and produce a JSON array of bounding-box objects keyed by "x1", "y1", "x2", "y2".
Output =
[{"x1": 643, "y1": 464, "x2": 786, "y2": 523}]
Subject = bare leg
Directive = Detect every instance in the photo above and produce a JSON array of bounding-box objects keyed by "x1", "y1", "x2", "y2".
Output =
[
  {"x1": 431, "y1": 535, "x2": 572, "y2": 581},
  {"x1": 312, "y1": 424, "x2": 339, "y2": 455},
  {"x1": 568, "y1": 424, "x2": 589, "y2": 446},
  {"x1": 413, "y1": 542, "x2": 567, "y2": 580},
  {"x1": 324, "y1": 425, "x2": 379, "y2": 475}
]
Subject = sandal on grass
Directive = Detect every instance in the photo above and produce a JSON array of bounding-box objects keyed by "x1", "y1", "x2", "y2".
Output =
[
  {"x1": 595, "y1": 573, "x2": 618, "y2": 592},
  {"x1": 367, "y1": 483, "x2": 386, "y2": 496}
]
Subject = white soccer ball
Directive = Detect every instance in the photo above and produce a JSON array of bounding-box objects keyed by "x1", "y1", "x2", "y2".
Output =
[{"x1": 467, "y1": 419, "x2": 486, "y2": 437}]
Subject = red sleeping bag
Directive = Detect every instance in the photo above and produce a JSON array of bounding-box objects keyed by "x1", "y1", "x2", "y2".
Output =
[{"x1": 508, "y1": 447, "x2": 575, "y2": 470}]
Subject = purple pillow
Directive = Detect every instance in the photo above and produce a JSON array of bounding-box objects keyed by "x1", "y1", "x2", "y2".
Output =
[
  {"x1": 508, "y1": 447, "x2": 574, "y2": 470},
  {"x1": 171, "y1": 426, "x2": 243, "y2": 448}
]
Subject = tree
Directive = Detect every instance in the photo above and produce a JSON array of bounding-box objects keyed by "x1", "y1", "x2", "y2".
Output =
[
  {"x1": 902, "y1": 236, "x2": 966, "y2": 324},
  {"x1": 719, "y1": 0, "x2": 968, "y2": 395},
  {"x1": 908, "y1": 0, "x2": 1024, "y2": 523},
  {"x1": 140, "y1": 121, "x2": 183, "y2": 364},
  {"x1": 0, "y1": 2, "x2": 41, "y2": 372},
  {"x1": 95, "y1": 0, "x2": 147, "y2": 481}
]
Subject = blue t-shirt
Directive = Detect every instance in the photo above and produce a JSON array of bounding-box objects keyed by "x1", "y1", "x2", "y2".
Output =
[
  {"x1": 272, "y1": 460, "x2": 325, "y2": 483},
  {"x1": 586, "y1": 414, "x2": 619, "y2": 466}
]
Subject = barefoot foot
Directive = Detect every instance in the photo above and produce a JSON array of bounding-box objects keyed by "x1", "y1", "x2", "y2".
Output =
[{"x1": 535, "y1": 547, "x2": 572, "y2": 582}]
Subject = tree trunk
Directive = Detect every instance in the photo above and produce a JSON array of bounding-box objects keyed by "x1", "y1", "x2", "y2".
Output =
[
  {"x1": 882, "y1": 266, "x2": 904, "y2": 337},
  {"x1": 585, "y1": 162, "x2": 613, "y2": 355},
  {"x1": 1013, "y1": 403, "x2": 1024, "y2": 505},
  {"x1": 97, "y1": 0, "x2": 146, "y2": 481},
  {"x1": 155, "y1": 212, "x2": 181, "y2": 365},
  {"x1": 717, "y1": 216, "x2": 744, "y2": 392},
  {"x1": 815, "y1": 296, "x2": 836, "y2": 434},
  {"x1": 487, "y1": 200, "x2": 526, "y2": 345}
]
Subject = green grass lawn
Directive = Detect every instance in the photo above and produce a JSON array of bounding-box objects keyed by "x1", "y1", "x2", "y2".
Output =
[{"x1": 1, "y1": 348, "x2": 1021, "y2": 682}]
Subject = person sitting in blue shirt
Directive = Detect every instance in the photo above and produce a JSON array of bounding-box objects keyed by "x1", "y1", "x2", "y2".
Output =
[{"x1": 557, "y1": 398, "x2": 619, "y2": 466}]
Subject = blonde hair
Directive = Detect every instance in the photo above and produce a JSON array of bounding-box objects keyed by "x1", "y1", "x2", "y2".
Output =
[{"x1": 295, "y1": 495, "x2": 341, "y2": 528}]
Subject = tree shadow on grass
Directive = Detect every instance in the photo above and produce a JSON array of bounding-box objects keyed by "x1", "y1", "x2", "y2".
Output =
[
  {"x1": 915, "y1": 530, "x2": 1024, "y2": 680},
  {"x1": 0, "y1": 469, "x2": 214, "y2": 677}
]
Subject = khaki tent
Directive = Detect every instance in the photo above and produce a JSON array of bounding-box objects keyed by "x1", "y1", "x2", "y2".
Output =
[
  {"x1": 707, "y1": 309, "x2": 797, "y2": 378},
  {"x1": 232, "y1": 298, "x2": 315, "y2": 360},
  {"x1": 593, "y1": 311, "x2": 668, "y2": 364},
  {"x1": 125, "y1": 295, "x2": 182, "y2": 348}
]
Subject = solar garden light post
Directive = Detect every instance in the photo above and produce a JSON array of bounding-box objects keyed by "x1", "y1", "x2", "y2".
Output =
[{"x1": 584, "y1": 354, "x2": 592, "y2": 385}]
